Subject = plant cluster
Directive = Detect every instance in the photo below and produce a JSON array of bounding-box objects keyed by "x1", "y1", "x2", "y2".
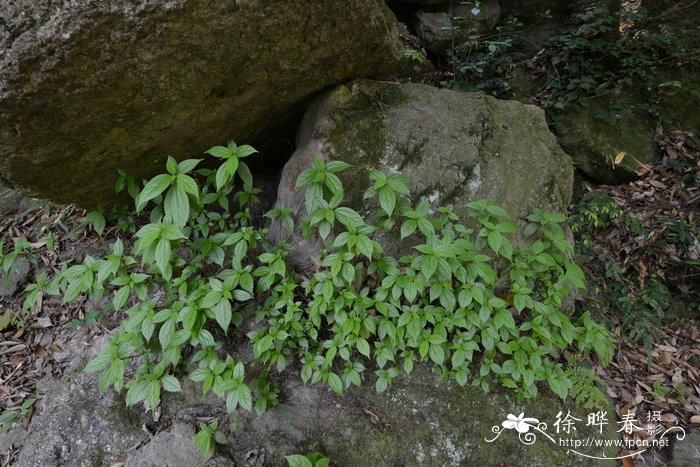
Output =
[
  {"x1": 445, "y1": 16, "x2": 523, "y2": 98},
  {"x1": 540, "y1": 6, "x2": 700, "y2": 115},
  {"x1": 565, "y1": 363, "x2": 609, "y2": 411},
  {"x1": 21, "y1": 141, "x2": 612, "y2": 458},
  {"x1": 568, "y1": 187, "x2": 692, "y2": 356}
]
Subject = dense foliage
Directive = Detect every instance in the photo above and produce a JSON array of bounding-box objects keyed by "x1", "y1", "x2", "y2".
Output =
[{"x1": 20, "y1": 141, "x2": 612, "y2": 457}]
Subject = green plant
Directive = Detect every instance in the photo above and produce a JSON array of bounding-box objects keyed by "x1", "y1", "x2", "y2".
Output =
[
  {"x1": 0, "y1": 394, "x2": 37, "y2": 434},
  {"x1": 286, "y1": 452, "x2": 331, "y2": 467},
  {"x1": 1, "y1": 237, "x2": 33, "y2": 290},
  {"x1": 569, "y1": 190, "x2": 622, "y2": 245},
  {"x1": 25, "y1": 139, "x2": 614, "y2": 458},
  {"x1": 194, "y1": 419, "x2": 227, "y2": 460},
  {"x1": 445, "y1": 17, "x2": 522, "y2": 98},
  {"x1": 404, "y1": 48, "x2": 427, "y2": 65},
  {"x1": 648, "y1": 380, "x2": 670, "y2": 399},
  {"x1": 540, "y1": 6, "x2": 700, "y2": 113},
  {"x1": 619, "y1": 279, "x2": 671, "y2": 354},
  {"x1": 565, "y1": 363, "x2": 608, "y2": 410}
]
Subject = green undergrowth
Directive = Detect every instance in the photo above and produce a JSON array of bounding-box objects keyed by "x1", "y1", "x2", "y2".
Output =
[
  {"x1": 569, "y1": 188, "x2": 697, "y2": 356},
  {"x1": 19, "y1": 140, "x2": 612, "y2": 459},
  {"x1": 444, "y1": 5, "x2": 699, "y2": 125}
]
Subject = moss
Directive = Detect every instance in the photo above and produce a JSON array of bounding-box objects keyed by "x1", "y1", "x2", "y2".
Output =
[{"x1": 316, "y1": 366, "x2": 617, "y2": 466}]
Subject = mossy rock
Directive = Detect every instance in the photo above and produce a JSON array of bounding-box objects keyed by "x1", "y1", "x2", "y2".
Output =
[
  {"x1": 270, "y1": 80, "x2": 573, "y2": 266},
  {"x1": 0, "y1": 0, "x2": 403, "y2": 206},
  {"x1": 225, "y1": 364, "x2": 618, "y2": 466},
  {"x1": 552, "y1": 95, "x2": 658, "y2": 185}
]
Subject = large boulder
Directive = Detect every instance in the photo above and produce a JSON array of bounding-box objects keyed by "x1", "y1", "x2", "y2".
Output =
[
  {"x1": 269, "y1": 80, "x2": 573, "y2": 267},
  {"x1": 0, "y1": 0, "x2": 403, "y2": 206},
  {"x1": 552, "y1": 95, "x2": 658, "y2": 185},
  {"x1": 228, "y1": 364, "x2": 618, "y2": 466},
  {"x1": 20, "y1": 352, "x2": 618, "y2": 466}
]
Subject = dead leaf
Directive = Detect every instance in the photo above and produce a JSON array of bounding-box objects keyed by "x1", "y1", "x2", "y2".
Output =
[
  {"x1": 36, "y1": 317, "x2": 53, "y2": 328},
  {"x1": 614, "y1": 151, "x2": 627, "y2": 165}
]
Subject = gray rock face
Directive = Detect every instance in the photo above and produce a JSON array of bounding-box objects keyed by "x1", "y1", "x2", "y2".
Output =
[
  {"x1": 16, "y1": 371, "x2": 149, "y2": 467},
  {"x1": 269, "y1": 80, "x2": 573, "y2": 267},
  {"x1": 671, "y1": 430, "x2": 700, "y2": 467},
  {"x1": 16, "y1": 358, "x2": 618, "y2": 466},
  {"x1": 125, "y1": 424, "x2": 233, "y2": 467},
  {"x1": 0, "y1": 0, "x2": 402, "y2": 206}
]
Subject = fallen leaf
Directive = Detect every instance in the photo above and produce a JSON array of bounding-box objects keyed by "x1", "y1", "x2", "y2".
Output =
[{"x1": 614, "y1": 151, "x2": 627, "y2": 165}]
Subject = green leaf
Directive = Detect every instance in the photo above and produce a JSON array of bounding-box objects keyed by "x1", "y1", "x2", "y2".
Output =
[
  {"x1": 487, "y1": 230, "x2": 502, "y2": 253},
  {"x1": 137, "y1": 174, "x2": 172, "y2": 211},
  {"x1": 195, "y1": 426, "x2": 214, "y2": 460},
  {"x1": 429, "y1": 344, "x2": 444, "y2": 365},
  {"x1": 335, "y1": 207, "x2": 363, "y2": 229},
  {"x1": 235, "y1": 384, "x2": 253, "y2": 411},
  {"x1": 113, "y1": 286, "x2": 130, "y2": 310},
  {"x1": 324, "y1": 173, "x2": 343, "y2": 195},
  {"x1": 142, "y1": 317, "x2": 155, "y2": 341},
  {"x1": 326, "y1": 160, "x2": 352, "y2": 173},
  {"x1": 565, "y1": 262, "x2": 586, "y2": 290},
  {"x1": 177, "y1": 158, "x2": 201, "y2": 174},
  {"x1": 375, "y1": 377, "x2": 388, "y2": 394},
  {"x1": 547, "y1": 374, "x2": 570, "y2": 400},
  {"x1": 225, "y1": 156, "x2": 239, "y2": 180},
  {"x1": 357, "y1": 338, "x2": 371, "y2": 357},
  {"x1": 166, "y1": 156, "x2": 178, "y2": 175},
  {"x1": 238, "y1": 161, "x2": 253, "y2": 187},
  {"x1": 234, "y1": 145, "x2": 257, "y2": 158},
  {"x1": 205, "y1": 146, "x2": 231, "y2": 158},
  {"x1": 215, "y1": 163, "x2": 230, "y2": 191},
  {"x1": 126, "y1": 381, "x2": 149, "y2": 406},
  {"x1": 215, "y1": 301, "x2": 232, "y2": 332},
  {"x1": 400, "y1": 220, "x2": 417, "y2": 239},
  {"x1": 146, "y1": 380, "x2": 161, "y2": 408},
  {"x1": 86, "y1": 211, "x2": 106, "y2": 236},
  {"x1": 84, "y1": 350, "x2": 111, "y2": 373},
  {"x1": 159, "y1": 319, "x2": 175, "y2": 348},
  {"x1": 162, "y1": 375, "x2": 182, "y2": 392},
  {"x1": 155, "y1": 238, "x2": 172, "y2": 277},
  {"x1": 328, "y1": 372, "x2": 343, "y2": 395},
  {"x1": 379, "y1": 187, "x2": 396, "y2": 217},
  {"x1": 164, "y1": 185, "x2": 190, "y2": 228},
  {"x1": 233, "y1": 361, "x2": 245, "y2": 382},
  {"x1": 417, "y1": 218, "x2": 434, "y2": 236},
  {"x1": 285, "y1": 455, "x2": 314, "y2": 467},
  {"x1": 176, "y1": 174, "x2": 199, "y2": 199}
]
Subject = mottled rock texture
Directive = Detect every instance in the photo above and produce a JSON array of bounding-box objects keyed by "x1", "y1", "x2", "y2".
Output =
[
  {"x1": 269, "y1": 80, "x2": 573, "y2": 267},
  {"x1": 0, "y1": 0, "x2": 402, "y2": 205}
]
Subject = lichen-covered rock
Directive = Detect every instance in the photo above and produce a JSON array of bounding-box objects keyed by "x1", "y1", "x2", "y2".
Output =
[
  {"x1": 16, "y1": 358, "x2": 618, "y2": 466},
  {"x1": 0, "y1": 0, "x2": 402, "y2": 205},
  {"x1": 226, "y1": 365, "x2": 618, "y2": 466},
  {"x1": 553, "y1": 95, "x2": 658, "y2": 184},
  {"x1": 269, "y1": 80, "x2": 573, "y2": 267}
]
